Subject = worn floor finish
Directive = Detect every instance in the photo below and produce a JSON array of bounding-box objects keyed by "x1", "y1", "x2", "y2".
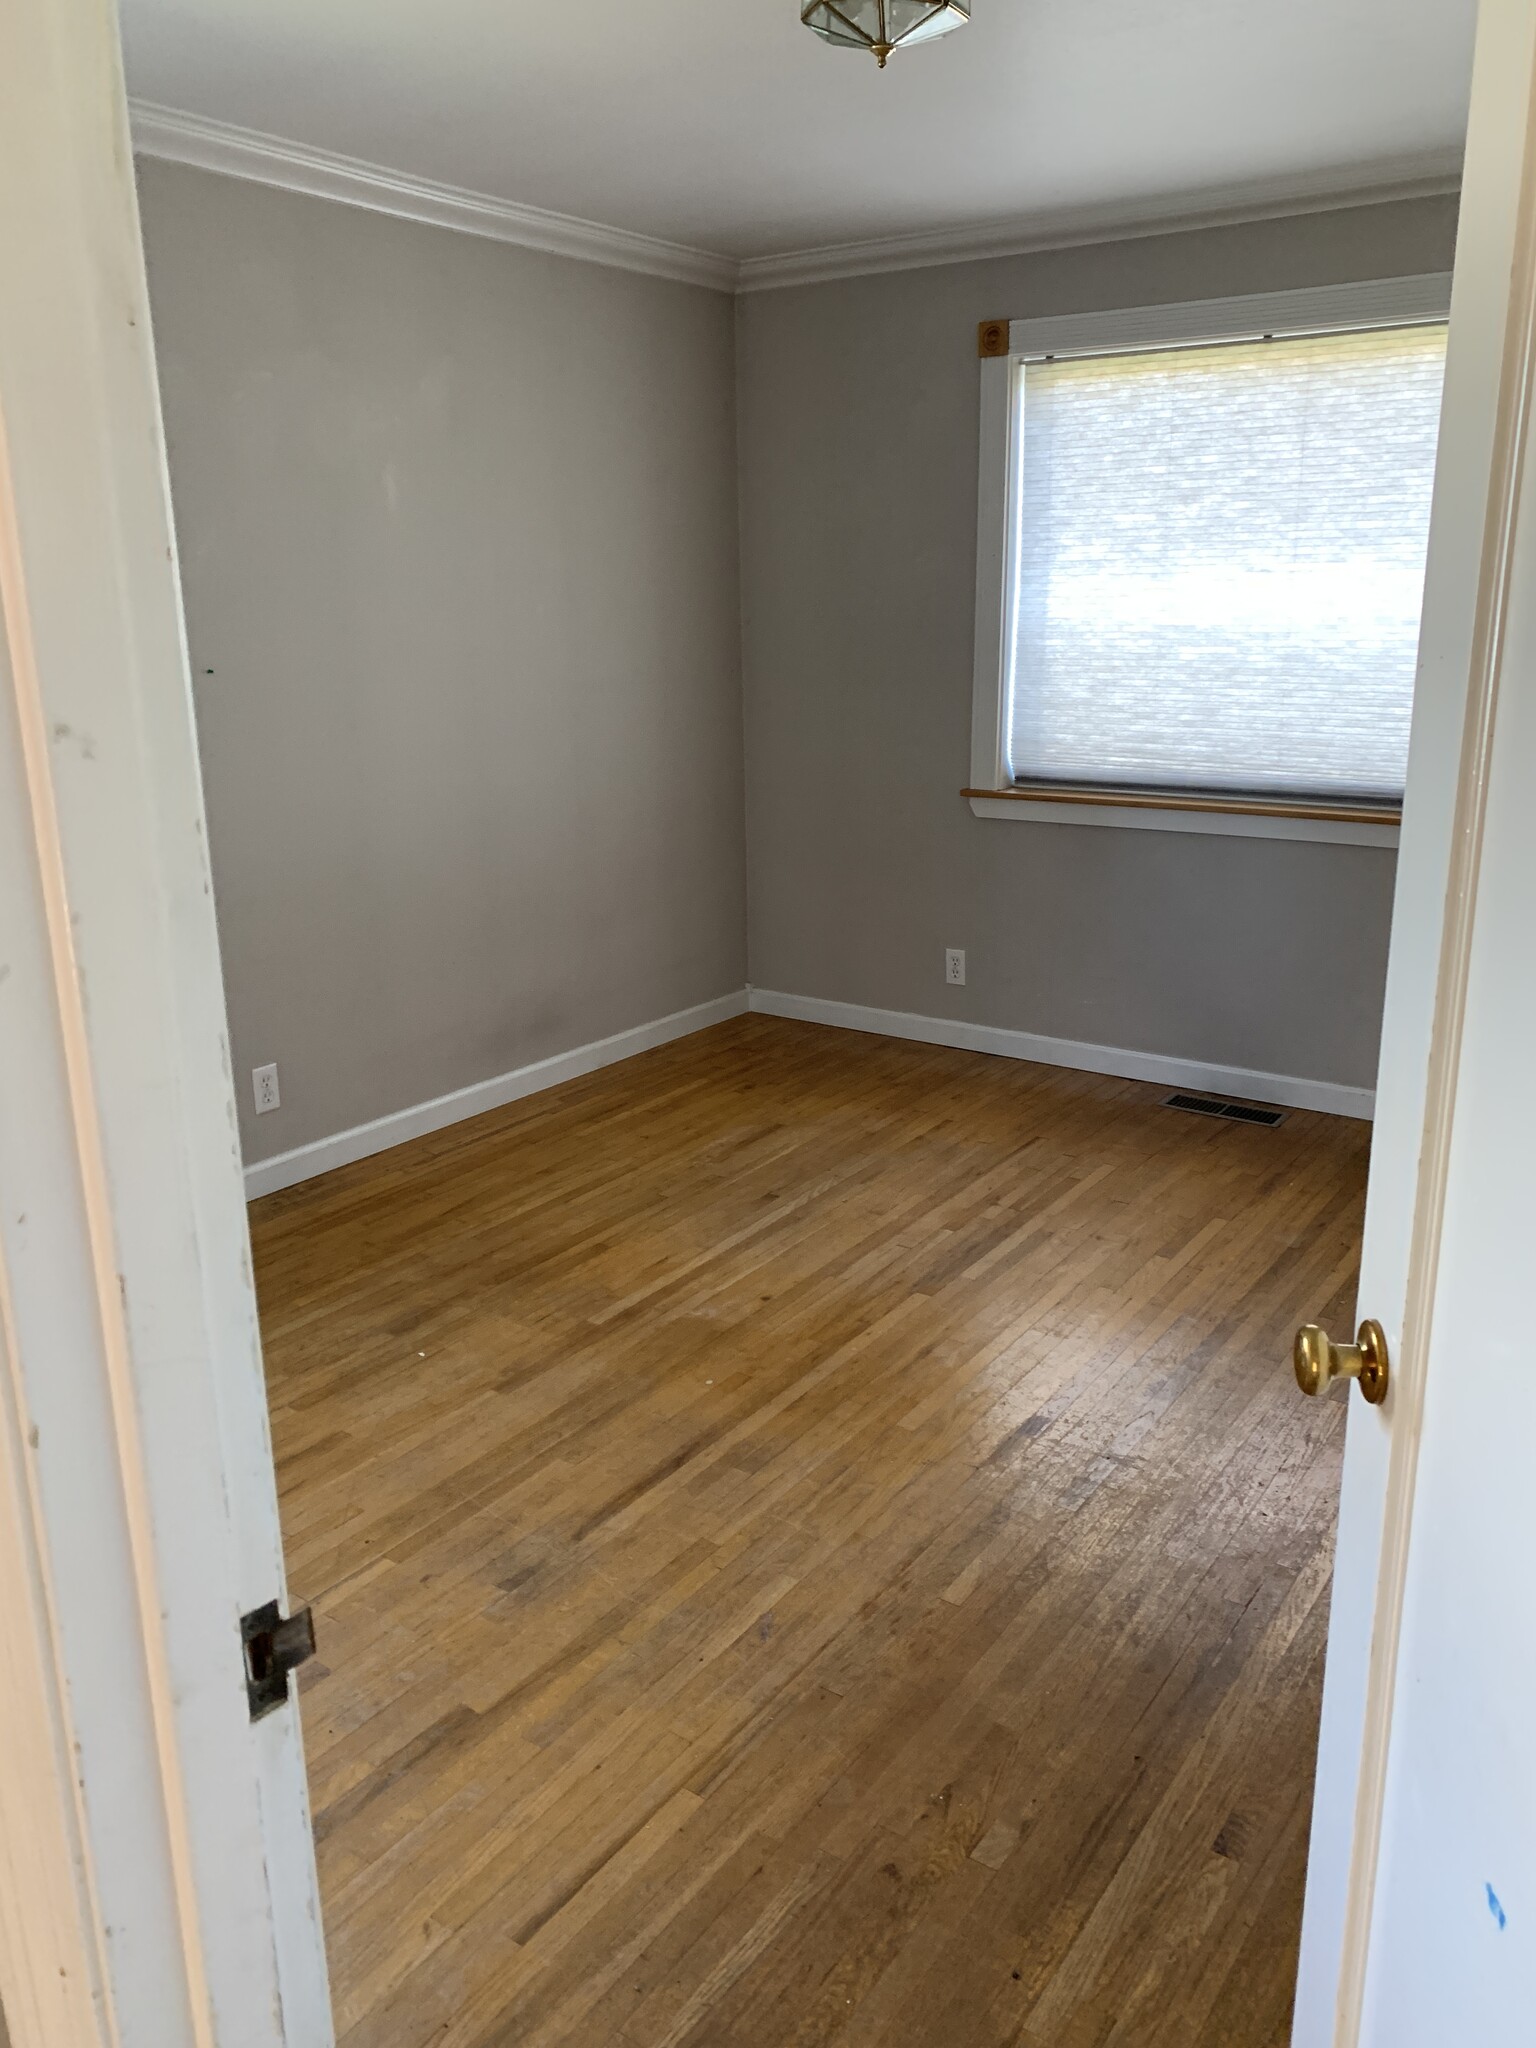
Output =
[{"x1": 253, "y1": 1016, "x2": 1366, "y2": 2048}]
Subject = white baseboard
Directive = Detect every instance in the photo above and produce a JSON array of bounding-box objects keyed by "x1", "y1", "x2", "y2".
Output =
[
  {"x1": 242, "y1": 990, "x2": 749, "y2": 1199},
  {"x1": 244, "y1": 981, "x2": 1370, "y2": 1199},
  {"x1": 747, "y1": 988, "x2": 1375, "y2": 1121}
]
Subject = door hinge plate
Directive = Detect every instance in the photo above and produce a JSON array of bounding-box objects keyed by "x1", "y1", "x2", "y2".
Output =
[{"x1": 241, "y1": 1599, "x2": 316, "y2": 1720}]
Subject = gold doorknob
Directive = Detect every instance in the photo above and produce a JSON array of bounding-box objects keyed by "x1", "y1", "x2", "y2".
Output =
[{"x1": 1293, "y1": 1319, "x2": 1390, "y2": 1404}]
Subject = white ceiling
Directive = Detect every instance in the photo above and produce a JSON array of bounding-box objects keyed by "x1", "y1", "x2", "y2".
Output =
[{"x1": 119, "y1": 0, "x2": 1476, "y2": 264}]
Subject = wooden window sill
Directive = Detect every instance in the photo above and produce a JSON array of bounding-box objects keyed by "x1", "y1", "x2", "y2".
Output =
[{"x1": 962, "y1": 786, "x2": 1403, "y2": 847}]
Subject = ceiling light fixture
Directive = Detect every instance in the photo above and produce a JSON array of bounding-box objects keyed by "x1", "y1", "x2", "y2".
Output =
[{"x1": 801, "y1": 1, "x2": 971, "y2": 69}]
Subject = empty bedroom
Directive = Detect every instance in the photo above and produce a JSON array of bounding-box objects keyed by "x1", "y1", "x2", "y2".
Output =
[{"x1": 110, "y1": 0, "x2": 1476, "y2": 2042}]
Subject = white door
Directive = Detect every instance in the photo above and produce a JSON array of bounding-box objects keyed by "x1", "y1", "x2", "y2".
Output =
[
  {"x1": 1359, "y1": 511, "x2": 1536, "y2": 2030},
  {"x1": 1293, "y1": 1, "x2": 1536, "y2": 2042},
  {"x1": 0, "y1": 2, "x2": 331, "y2": 2044}
]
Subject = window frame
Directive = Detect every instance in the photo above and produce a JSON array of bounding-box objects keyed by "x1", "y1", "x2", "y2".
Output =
[{"x1": 968, "y1": 273, "x2": 1454, "y2": 846}]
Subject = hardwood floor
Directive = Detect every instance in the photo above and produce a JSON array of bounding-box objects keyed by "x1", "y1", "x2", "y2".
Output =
[{"x1": 252, "y1": 1015, "x2": 1368, "y2": 2048}]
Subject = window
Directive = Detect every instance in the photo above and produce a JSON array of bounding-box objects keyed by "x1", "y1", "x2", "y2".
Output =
[{"x1": 969, "y1": 277, "x2": 1453, "y2": 843}]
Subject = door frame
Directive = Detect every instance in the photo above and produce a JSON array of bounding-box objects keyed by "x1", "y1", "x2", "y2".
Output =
[
  {"x1": 0, "y1": 1, "x2": 330, "y2": 2043},
  {"x1": 0, "y1": 1, "x2": 1530, "y2": 2045},
  {"x1": 1292, "y1": 2, "x2": 1536, "y2": 2040}
]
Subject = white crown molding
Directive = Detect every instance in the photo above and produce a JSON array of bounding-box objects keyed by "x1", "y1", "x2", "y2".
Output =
[
  {"x1": 734, "y1": 152, "x2": 1464, "y2": 292},
  {"x1": 130, "y1": 100, "x2": 1461, "y2": 299},
  {"x1": 128, "y1": 100, "x2": 739, "y2": 292}
]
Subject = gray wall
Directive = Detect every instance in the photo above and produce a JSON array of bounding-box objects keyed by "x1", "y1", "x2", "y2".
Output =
[
  {"x1": 138, "y1": 160, "x2": 746, "y2": 1164},
  {"x1": 736, "y1": 196, "x2": 1460, "y2": 1090},
  {"x1": 140, "y1": 169, "x2": 1458, "y2": 1159}
]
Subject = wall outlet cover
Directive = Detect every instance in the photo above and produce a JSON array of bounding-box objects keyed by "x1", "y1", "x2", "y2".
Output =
[
  {"x1": 945, "y1": 949, "x2": 966, "y2": 987},
  {"x1": 253, "y1": 1062, "x2": 281, "y2": 1115}
]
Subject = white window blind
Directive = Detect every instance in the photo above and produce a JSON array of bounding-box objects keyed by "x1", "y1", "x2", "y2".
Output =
[{"x1": 1004, "y1": 323, "x2": 1448, "y2": 806}]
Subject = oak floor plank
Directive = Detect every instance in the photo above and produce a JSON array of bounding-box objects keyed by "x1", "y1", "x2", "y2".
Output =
[{"x1": 253, "y1": 1015, "x2": 1364, "y2": 2046}]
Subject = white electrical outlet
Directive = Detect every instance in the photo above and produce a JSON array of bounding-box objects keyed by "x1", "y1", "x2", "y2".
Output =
[
  {"x1": 945, "y1": 949, "x2": 966, "y2": 987},
  {"x1": 252, "y1": 1062, "x2": 281, "y2": 1115}
]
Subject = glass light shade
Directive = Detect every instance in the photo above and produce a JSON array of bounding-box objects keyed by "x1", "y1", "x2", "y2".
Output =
[{"x1": 801, "y1": 2, "x2": 971, "y2": 66}]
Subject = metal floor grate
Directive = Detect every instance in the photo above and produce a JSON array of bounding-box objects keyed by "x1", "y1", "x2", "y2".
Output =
[{"x1": 1163, "y1": 1092, "x2": 1286, "y2": 1128}]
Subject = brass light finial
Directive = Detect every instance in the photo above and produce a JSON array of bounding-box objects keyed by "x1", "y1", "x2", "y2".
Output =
[{"x1": 801, "y1": 2, "x2": 972, "y2": 69}]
